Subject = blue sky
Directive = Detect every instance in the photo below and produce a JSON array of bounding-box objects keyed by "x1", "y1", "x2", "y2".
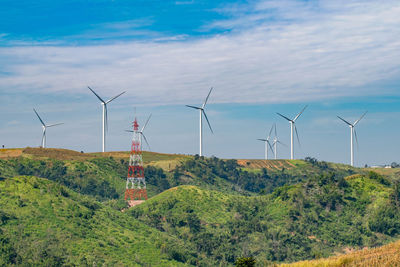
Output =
[{"x1": 1, "y1": 0, "x2": 400, "y2": 166}]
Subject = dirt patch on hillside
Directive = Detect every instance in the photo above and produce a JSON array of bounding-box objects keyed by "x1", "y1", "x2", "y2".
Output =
[
  {"x1": 0, "y1": 149, "x2": 23, "y2": 158},
  {"x1": 90, "y1": 151, "x2": 130, "y2": 159},
  {"x1": 238, "y1": 159, "x2": 295, "y2": 170},
  {"x1": 22, "y1": 147, "x2": 94, "y2": 160},
  {"x1": 121, "y1": 200, "x2": 145, "y2": 212}
]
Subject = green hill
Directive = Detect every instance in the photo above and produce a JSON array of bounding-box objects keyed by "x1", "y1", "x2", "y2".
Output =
[
  {"x1": 129, "y1": 173, "x2": 400, "y2": 265},
  {"x1": 1, "y1": 148, "x2": 400, "y2": 266},
  {"x1": 0, "y1": 148, "x2": 358, "y2": 200},
  {"x1": 0, "y1": 176, "x2": 195, "y2": 266}
]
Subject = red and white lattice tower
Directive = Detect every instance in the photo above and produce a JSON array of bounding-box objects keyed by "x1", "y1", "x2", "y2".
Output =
[{"x1": 125, "y1": 117, "x2": 148, "y2": 201}]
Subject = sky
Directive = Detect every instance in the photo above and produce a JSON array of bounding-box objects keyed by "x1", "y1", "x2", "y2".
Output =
[{"x1": 1, "y1": 0, "x2": 400, "y2": 166}]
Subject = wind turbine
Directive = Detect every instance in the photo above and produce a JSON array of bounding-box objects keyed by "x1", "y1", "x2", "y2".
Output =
[
  {"x1": 272, "y1": 124, "x2": 286, "y2": 160},
  {"x1": 337, "y1": 111, "x2": 367, "y2": 167},
  {"x1": 88, "y1": 86, "x2": 125, "y2": 152},
  {"x1": 33, "y1": 108, "x2": 63, "y2": 148},
  {"x1": 186, "y1": 87, "x2": 214, "y2": 157},
  {"x1": 257, "y1": 124, "x2": 275, "y2": 160},
  {"x1": 125, "y1": 114, "x2": 152, "y2": 151},
  {"x1": 277, "y1": 105, "x2": 307, "y2": 160}
]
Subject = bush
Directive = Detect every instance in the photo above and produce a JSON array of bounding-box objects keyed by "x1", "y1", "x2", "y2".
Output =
[
  {"x1": 235, "y1": 257, "x2": 256, "y2": 267},
  {"x1": 369, "y1": 205, "x2": 400, "y2": 236}
]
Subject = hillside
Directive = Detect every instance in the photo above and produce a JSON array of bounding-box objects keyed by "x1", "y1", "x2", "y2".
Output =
[
  {"x1": 0, "y1": 148, "x2": 359, "y2": 199},
  {"x1": 0, "y1": 176, "x2": 192, "y2": 266},
  {"x1": 130, "y1": 173, "x2": 400, "y2": 265},
  {"x1": 279, "y1": 239, "x2": 400, "y2": 267},
  {"x1": 1, "y1": 148, "x2": 400, "y2": 266}
]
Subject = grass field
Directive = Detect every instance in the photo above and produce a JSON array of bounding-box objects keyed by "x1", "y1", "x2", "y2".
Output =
[{"x1": 279, "y1": 240, "x2": 400, "y2": 267}]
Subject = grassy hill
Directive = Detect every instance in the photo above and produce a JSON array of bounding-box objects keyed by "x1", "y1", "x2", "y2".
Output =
[
  {"x1": 130, "y1": 173, "x2": 400, "y2": 265},
  {"x1": 279, "y1": 239, "x2": 400, "y2": 267},
  {"x1": 0, "y1": 148, "x2": 359, "y2": 200},
  {"x1": 1, "y1": 148, "x2": 400, "y2": 266},
  {"x1": 0, "y1": 176, "x2": 194, "y2": 266}
]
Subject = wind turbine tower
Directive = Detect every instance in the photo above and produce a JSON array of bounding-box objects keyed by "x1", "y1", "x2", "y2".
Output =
[
  {"x1": 33, "y1": 108, "x2": 63, "y2": 148},
  {"x1": 257, "y1": 124, "x2": 275, "y2": 160},
  {"x1": 272, "y1": 124, "x2": 285, "y2": 160},
  {"x1": 277, "y1": 105, "x2": 307, "y2": 160},
  {"x1": 88, "y1": 86, "x2": 125, "y2": 152},
  {"x1": 186, "y1": 87, "x2": 214, "y2": 156},
  {"x1": 337, "y1": 111, "x2": 367, "y2": 167}
]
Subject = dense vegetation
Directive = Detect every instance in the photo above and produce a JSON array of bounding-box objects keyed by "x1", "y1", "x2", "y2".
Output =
[
  {"x1": 130, "y1": 172, "x2": 400, "y2": 265},
  {"x1": 0, "y1": 176, "x2": 191, "y2": 266},
  {"x1": 0, "y1": 149, "x2": 399, "y2": 266},
  {"x1": 175, "y1": 156, "x2": 356, "y2": 195},
  {"x1": 0, "y1": 154, "x2": 354, "y2": 201}
]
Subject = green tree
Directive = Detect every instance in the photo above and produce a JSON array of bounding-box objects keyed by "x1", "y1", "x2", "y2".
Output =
[{"x1": 235, "y1": 257, "x2": 256, "y2": 267}]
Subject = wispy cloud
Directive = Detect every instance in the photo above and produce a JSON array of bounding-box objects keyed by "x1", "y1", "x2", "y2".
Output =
[
  {"x1": 0, "y1": 0, "x2": 399, "y2": 105},
  {"x1": 175, "y1": 0, "x2": 195, "y2": 5}
]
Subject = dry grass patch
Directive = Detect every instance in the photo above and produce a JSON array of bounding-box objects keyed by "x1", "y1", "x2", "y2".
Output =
[
  {"x1": 237, "y1": 159, "x2": 296, "y2": 170},
  {"x1": 0, "y1": 148, "x2": 23, "y2": 158},
  {"x1": 279, "y1": 240, "x2": 400, "y2": 267}
]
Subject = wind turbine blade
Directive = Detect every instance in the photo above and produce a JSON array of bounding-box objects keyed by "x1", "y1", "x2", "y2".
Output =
[
  {"x1": 276, "y1": 113, "x2": 292, "y2": 122},
  {"x1": 295, "y1": 125, "x2": 301, "y2": 148},
  {"x1": 267, "y1": 124, "x2": 274, "y2": 140},
  {"x1": 257, "y1": 139, "x2": 267, "y2": 142},
  {"x1": 125, "y1": 130, "x2": 134, "y2": 132},
  {"x1": 267, "y1": 140, "x2": 274, "y2": 152},
  {"x1": 33, "y1": 108, "x2": 46, "y2": 126},
  {"x1": 354, "y1": 128, "x2": 359, "y2": 150},
  {"x1": 141, "y1": 133, "x2": 151, "y2": 151},
  {"x1": 202, "y1": 110, "x2": 213, "y2": 134},
  {"x1": 186, "y1": 105, "x2": 201, "y2": 110},
  {"x1": 106, "y1": 91, "x2": 126, "y2": 104},
  {"x1": 88, "y1": 86, "x2": 105, "y2": 103},
  {"x1": 278, "y1": 141, "x2": 287, "y2": 147},
  {"x1": 293, "y1": 105, "x2": 308, "y2": 122},
  {"x1": 274, "y1": 123, "x2": 277, "y2": 138},
  {"x1": 46, "y1": 123, "x2": 64, "y2": 127},
  {"x1": 353, "y1": 111, "x2": 367, "y2": 126},
  {"x1": 141, "y1": 114, "x2": 152, "y2": 132},
  {"x1": 202, "y1": 87, "x2": 213, "y2": 108},
  {"x1": 337, "y1": 116, "x2": 352, "y2": 126}
]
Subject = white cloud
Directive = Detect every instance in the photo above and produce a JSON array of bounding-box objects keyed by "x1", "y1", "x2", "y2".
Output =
[{"x1": 0, "y1": 0, "x2": 399, "y2": 105}]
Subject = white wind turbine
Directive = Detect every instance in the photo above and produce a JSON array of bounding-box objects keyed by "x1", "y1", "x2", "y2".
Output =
[
  {"x1": 88, "y1": 86, "x2": 125, "y2": 152},
  {"x1": 272, "y1": 124, "x2": 286, "y2": 160},
  {"x1": 33, "y1": 108, "x2": 63, "y2": 148},
  {"x1": 186, "y1": 87, "x2": 214, "y2": 157},
  {"x1": 125, "y1": 114, "x2": 152, "y2": 151},
  {"x1": 277, "y1": 105, "x2": 307, "y2": 160},
  {"x1": 257, "y1": 124, "x2": 275, "y2": 160},
  {"x1": 337, "y1": 111, "x2": 367, "y2": 167}
]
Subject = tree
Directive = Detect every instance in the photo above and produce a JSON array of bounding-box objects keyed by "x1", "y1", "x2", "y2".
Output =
[{"x1": 235, "y1": 257, "x2": 256, "y2": 267}]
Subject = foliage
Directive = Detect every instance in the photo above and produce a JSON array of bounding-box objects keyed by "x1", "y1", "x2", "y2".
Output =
[
  {"x1": 131, "y1": 173, "x2": 400, "y2": 265},
  {"x1": 0, "y1": 176, "x2": 192, "y2": 266},
  {"x1": 1, "y1": 150, "x2": 400, "y2": 266},
  {"x1": 235, "y1": 257, "x2": 256, "y2": 267}
]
